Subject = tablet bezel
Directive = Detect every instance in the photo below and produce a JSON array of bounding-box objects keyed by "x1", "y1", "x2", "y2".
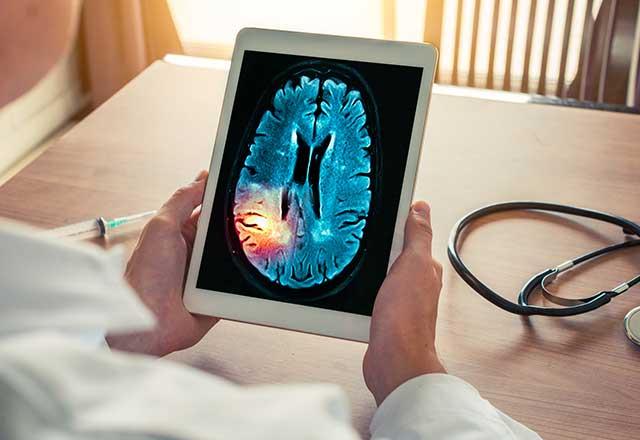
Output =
[{"x1": 184, "y1": 28, "x2": 437, "y2": 342}]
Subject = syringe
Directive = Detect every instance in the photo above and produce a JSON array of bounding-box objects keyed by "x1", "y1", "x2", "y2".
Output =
[{"x1": 48, "y1": 210, "x2": 157, "y2": 240}]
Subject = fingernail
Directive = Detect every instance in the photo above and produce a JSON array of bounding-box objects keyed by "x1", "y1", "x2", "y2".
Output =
[
  {"x1": 195, "y1": 170, "x2": 207, "y2": 181},
  {"x1": 412, "y1": 202, "x2": 430, "y2": 217}
]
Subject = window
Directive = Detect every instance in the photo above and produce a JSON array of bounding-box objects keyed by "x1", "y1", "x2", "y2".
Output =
[
  {"x1": 167, "y1": 0, "x2": 426, "y2": 58},
  {"x1": 167, "y1": 0, "x2": 625, "y2": 97}
]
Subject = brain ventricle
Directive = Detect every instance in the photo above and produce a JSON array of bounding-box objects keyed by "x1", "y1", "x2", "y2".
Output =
[{"x1": 233, "y1": 72, "x2": 372, "y2": 290}]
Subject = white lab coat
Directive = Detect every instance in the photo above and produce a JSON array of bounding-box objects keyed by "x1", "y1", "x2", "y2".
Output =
[{"x1": 0, "y1": 222, "x2": 541, "y2": 439}]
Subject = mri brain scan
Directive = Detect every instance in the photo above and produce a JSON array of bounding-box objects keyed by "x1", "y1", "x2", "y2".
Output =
[{"x1": 228, "y1": 63, "x2": 377, "y2": 296}]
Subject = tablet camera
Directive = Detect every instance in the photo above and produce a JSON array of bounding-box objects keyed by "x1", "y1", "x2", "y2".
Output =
[{"x1": 230, "y1": 63, "x2": 377, "y2": 297}]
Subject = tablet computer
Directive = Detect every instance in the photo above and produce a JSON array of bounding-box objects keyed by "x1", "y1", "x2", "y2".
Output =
[{"x1": 184, "y1": 28, "x2": 436, "y2": 342}]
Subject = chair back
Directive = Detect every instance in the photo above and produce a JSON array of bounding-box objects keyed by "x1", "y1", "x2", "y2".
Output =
[{"x1": 424, "y1": 0, "x2": 640, "y2": 108}]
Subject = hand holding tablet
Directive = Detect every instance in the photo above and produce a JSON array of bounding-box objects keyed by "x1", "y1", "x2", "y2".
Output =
[{"x1": 184, "y1": 28, "x2": 437, "y2": 341}]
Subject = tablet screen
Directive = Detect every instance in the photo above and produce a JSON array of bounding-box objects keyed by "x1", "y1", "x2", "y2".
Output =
[{"x1": 197, "y1": 50, "x2": 423, "y2": 316}]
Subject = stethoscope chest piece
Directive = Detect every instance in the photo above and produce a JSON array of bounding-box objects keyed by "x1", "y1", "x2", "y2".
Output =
[{"x1": 624, "y1": 306, "x2": 640, "y2": 347}]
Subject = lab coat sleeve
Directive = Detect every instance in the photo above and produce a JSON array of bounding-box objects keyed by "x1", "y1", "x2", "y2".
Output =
[
  {"x1": 0, "y1": 333, "x2": 361, "y2": 440},
  {"x1": 0, "y1": 221, "x2": 155, "y2": 338},
  {"x1": 370, "y1": 374, "x2": 541, "y2": 440}
]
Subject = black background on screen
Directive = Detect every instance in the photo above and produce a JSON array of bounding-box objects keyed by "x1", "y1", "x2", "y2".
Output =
[{"x1": 197, "y1": 50, "x2": 423, "y2": 316}]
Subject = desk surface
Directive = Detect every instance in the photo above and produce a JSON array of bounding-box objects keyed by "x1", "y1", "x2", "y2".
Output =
[{"x1": 1, "y1": 60, "x2": 639, "y2": 439}]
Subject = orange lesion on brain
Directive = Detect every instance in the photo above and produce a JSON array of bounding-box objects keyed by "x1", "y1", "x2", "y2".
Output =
[{"x1": 233, "y1": 185, "x2": 292, "y2": 257}]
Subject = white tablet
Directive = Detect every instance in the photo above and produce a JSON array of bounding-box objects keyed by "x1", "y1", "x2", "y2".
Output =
[{"x1": 184, "y1": 28, "x2": 436, "y2": 342}]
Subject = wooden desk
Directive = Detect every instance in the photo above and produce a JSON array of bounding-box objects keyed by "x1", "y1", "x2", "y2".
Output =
[{"x1": 1, "y1": 60, "x2": 639, "y2": 439}]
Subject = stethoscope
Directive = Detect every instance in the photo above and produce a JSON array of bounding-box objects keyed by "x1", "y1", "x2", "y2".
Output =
[{"x1": 448, "y1": 201, "x2": 640, "y2": 346}]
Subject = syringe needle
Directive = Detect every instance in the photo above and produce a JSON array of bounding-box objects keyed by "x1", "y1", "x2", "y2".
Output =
[{"x1": 48, "y1": 210, "x2": 157, "y2": 240}]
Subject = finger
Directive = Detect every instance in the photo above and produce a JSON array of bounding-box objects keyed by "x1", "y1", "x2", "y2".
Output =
[
  {"x1": 433, "y1": 259, "x2": 443, "y2": 280},
  {"x1": 196, "y1": 314, "x2": 219, "y2": 331},
  {"x1": 193, "y1": 314, "x2": 219, "y2": 340},
  {"x1": 161, "y1": 174, "x2": 207, "y2": 224},
  {"x1": 182, "y1": 206, "x2": 202, "y2": 252},
  {"x1": 195, "y1": 169, "x2": 208, "y2": 182},
  {"x1": 184, "y1": 205, "x2": 202, "y2": 233},
  {"x1": 189, "y1": 205, "x2": 202, "y2": 224},
  {"x1": 403, "y1": 201, "x2": 433, "y2": 256}
]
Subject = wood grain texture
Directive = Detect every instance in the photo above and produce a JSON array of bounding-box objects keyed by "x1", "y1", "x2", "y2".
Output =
[{"x1": 1, "y1": 61, "x2": 639, "y2": 439}]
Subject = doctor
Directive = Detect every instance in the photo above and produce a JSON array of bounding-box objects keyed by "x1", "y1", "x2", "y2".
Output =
[{"x1": 0, "y1": 172, "x2": 541, "y2": 439}]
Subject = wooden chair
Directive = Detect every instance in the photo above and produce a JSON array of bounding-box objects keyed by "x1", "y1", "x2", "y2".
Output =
[{"x1": 424, "y1": 0, "x2": 640, "y2": 109}]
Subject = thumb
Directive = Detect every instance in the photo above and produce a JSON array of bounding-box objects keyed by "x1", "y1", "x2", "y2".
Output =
[
  {"x1": 161, "y1": 171, "x2": 208, "y2": 224},
  {"x1": 403, "y1": 201, "x2": 433, "y2": 256}
]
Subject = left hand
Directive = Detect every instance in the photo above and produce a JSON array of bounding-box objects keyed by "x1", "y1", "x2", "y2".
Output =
[{"x1": 106, "y1": 171, "x2": 218, "y2": 356}]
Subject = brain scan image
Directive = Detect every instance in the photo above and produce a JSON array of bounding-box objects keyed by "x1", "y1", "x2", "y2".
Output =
[
  {"x1": 196, "y1": 51, "x2": 423, "y2": 314},
  {"x1": 227, "y1": 63, "x2": 379, "y2": 298}
]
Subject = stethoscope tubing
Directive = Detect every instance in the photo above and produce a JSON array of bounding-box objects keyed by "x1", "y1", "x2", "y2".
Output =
[{"x1": 448, "y1": 201, "x2": 640, "y2": 316}]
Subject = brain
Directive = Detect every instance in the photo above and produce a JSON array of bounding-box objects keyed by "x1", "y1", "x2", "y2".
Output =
[{"x1": 231, "y1": 68, "x2": 374, "y2": 291}]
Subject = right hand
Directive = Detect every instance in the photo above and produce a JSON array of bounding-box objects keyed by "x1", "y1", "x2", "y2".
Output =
[{"x1": 363, "y1": 201, "x2": 446, "y2": 405}]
